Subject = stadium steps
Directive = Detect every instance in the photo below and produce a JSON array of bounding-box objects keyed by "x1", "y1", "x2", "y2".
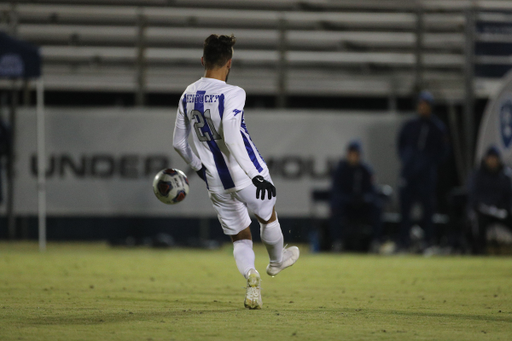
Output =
[
  {"x1": 36, "y1": 63, "x2": 464, "y2": 98},
  {"x1": 39, "y1": 45, "x2": 465, "y2": 69},
  {"x1": 11, "y1": 4, "x2": 465, "y2": 31},
  {"x1": 16, "y1": 24, "x2": 465, "y2": 52},
  {"x1": 0, "y1": 1, "x2": 506, "y2": 100},
  {"x1": 7, "y1": 0, "x2": 512, "y2": 11}
]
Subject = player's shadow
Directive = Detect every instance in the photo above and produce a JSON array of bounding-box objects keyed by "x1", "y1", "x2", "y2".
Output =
[
  {"x1": 24, "y1": 308, "x2": 240, "y2": 326},
  {"x1": 317, "y1": 307, "x2": 512, "y2": 324}
]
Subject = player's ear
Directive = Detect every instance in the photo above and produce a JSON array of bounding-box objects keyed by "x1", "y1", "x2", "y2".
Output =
[
  {"x1": 226, "y1": 59, "x2": 232, "y2": 69},
  {"x1": 201, "y1": 57, "x2": 205, "y2": 67}
]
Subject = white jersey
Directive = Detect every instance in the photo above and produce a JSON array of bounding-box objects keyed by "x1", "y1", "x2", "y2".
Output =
[{"x1": 173, "y1": 77, "x2": 269, "y2": 193}]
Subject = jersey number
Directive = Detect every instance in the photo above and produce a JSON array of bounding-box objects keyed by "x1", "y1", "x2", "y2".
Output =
[{"x1": 191, "y1": 109, "x2": 221, "y2": 142}]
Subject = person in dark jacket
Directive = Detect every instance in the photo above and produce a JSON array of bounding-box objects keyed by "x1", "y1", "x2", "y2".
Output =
[
  {"x1": 329, "y1": 140, "x2": 382, "y2": 252},
  {"x1": 397, "y1": 91, "x2": 450, "y2": 250},
  {"x1": 468, "y1": 145, "x2": 512, "y2": 254}
]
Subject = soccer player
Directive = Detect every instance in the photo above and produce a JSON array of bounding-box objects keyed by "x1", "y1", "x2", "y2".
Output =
[{"x1": 172, "y1": 34, "x2": 299, "y2": 309}]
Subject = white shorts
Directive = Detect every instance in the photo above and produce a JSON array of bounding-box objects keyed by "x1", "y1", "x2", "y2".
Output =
[{"x1": 208, "y1": 181, "x2": 276, "y2": 236}]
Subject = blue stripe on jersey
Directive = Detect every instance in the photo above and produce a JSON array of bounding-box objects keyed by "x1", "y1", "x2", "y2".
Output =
[
  {"x1": 182, "y1": 96, "x2": 187, "y2": 116},
  {"x1": 218, "y1": 94, "x2": 225, "y2": 119},
  {"x1": 241, "y1": 132, "x2": 263, "y2": 172},
  {"x1": 241, "y1": 111, "x2": 265, "y2": 164},
  {"x1": 194, "y1": 90, "x2": 235, "y2": 190},
  {"x1": 240, "y1": 111, "x2": 248, "y2": 134}
]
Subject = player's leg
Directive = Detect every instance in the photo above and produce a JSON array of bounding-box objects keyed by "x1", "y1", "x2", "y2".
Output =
[
  {"x1": 255, "y1": 209, "x2": 299, "y2": 276},
  {"x1": 208, "y1": 191, "x2": 261, "y2": 309},
  {"x1": 231, "y1": 227, "x2": 262, "y2": 309},
  {"x1": 230, "y1": 227, "x2": 256, "y2": 279},
  {"x1": 237, "y1": 184, "x2": 299, "y2": 276},
  {"x1": 236, "y1": 181, "x2": 283, "y2": 262},
  {"x1": 255, "y1": 209, "x2": 285, "y2": 264}
]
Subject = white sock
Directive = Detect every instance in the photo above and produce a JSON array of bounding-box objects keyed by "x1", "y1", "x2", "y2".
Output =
[
  {"x1": 260, "y1": 219, "x2": 284, "y2": 264},
  {"x1": 233, "y1": 239, "x2": 256, "y2": 278}
]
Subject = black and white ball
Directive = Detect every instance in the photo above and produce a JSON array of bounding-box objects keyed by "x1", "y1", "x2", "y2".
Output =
[{"x1": 152, "y1": 168, "x2": 189, "y2": 205}]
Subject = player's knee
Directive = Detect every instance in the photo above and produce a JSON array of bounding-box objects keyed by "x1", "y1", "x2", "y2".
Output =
[
  {"x1": 255, "y1": 208, "x2": 276, "y2": 224},
  {"x1": 230, "y1": 227, "x2": 252, "y2": 242}
]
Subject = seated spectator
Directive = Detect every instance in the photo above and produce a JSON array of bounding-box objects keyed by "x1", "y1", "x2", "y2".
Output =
[
  {"x1": 468, "y1": 145, "x2": 512, "y2": 254},
  {"x1": 329, "y1": 140, "x2": 382, "y2": 252}
]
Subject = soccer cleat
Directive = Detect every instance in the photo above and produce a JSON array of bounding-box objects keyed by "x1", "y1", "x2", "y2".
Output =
[
  {"x1": 244, "y1": 269, "x2": 262, "y2": 309},
  {"x1": 266, "y1": 246, "x2": 300, "y2": 277}
]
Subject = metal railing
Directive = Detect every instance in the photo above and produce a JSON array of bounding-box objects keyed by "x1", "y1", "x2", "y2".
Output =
[{"x1": 1, "y1": 2, "x2": 474, "y2": 103}]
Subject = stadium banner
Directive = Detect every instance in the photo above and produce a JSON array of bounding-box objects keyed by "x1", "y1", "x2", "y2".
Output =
[
  {"x1": 475, "y1": 12, "x2": 512, "y2": 78},
  {"x1": 13, "y1": 108, "x2": 406, "y2": 217},
  {"x1": 476, "y1": 69, "x2": 512, "y2": 166}
]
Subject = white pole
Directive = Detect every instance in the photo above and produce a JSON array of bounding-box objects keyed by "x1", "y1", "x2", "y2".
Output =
[{"x1": 36, "y1": 78, "x2": 46, "y2": 252}]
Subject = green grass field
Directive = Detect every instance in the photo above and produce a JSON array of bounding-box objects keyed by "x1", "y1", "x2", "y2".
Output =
[{"x1": 0, "y1": 242, "x2": 511, "y2": 341}]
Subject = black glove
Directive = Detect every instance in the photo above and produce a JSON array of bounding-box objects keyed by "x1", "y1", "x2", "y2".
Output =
[
  {"x1": 196, "y1": 165, "x2": 207, "y2": 182},
  {"x1": 252, "y1": 175, "x2": 276, "y2": 200}
]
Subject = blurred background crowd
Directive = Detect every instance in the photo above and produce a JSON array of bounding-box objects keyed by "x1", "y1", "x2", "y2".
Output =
[{"x1": 325, "y1": 91, "x2": 512, "y2": 255}]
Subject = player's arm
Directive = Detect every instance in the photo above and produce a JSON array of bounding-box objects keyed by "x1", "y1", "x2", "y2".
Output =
[
  {"x1": 222, "y1": 88, "x2": 275, "y2": 199},
  {"x1": 173, "y1": 99, "x2": 203, "y2": 175},
  {"x1": 222, "y1": 92, "x2": 259, "y2": 179}
]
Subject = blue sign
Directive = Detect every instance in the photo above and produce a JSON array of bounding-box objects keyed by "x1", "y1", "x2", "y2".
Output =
[
  {"x1": 475, "y1": 13, "x2": 512, "y2": 78},
  {"x1": 0, "y1": 32, "x2": 41, "y2": 79},
  {"x1": 0, "y1": 53, "x2": 24, "y2": 78}
]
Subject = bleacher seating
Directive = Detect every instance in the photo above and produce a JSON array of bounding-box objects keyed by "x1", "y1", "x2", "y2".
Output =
[{"x1": 0, "y1": 0, "x2": 509, "y2": 101}]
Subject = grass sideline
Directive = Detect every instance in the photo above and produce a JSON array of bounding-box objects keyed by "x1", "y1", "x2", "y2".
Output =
[{"x1": 0, "y1": 242, "x2": 511, "y2": 341}]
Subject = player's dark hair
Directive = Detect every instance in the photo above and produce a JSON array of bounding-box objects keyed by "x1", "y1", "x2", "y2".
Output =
[{"x1": 203, "y1": 34, "x2": 236, "y2": 70}]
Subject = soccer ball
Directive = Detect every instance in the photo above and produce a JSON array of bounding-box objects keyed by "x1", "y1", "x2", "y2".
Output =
[{"x1": 152, "y1": 168, "x2": 189, "y2": 205}]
